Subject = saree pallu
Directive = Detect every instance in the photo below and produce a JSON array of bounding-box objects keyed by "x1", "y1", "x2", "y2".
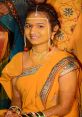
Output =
[{"x1": 0, "y1": 50, "x2": 81, "y2": 117}]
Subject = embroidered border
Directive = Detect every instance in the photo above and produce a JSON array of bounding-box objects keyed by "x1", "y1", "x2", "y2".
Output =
[
  {"x1": 40, "y1": 56, "x2": 79, "y2": 107},
  {"x1": 60, "y1": 61, "x2": 78, "y2": 77},
  {"x1": 16, "y1": 65, "x2": 41, "y2": 78}
]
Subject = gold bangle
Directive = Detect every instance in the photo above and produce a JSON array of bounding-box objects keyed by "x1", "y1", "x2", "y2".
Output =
[
  {"x1": 22, "y1": 112, "x2": 36, "y2": 117},
  {"x1": 22, "y1": 112, "x2": 30, "y2": 117},
  {"x1": 9, "y1": 106, "x2": 21, "y2": 115}
]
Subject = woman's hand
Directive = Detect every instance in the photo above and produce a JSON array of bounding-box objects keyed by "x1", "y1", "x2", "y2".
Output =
[
  {"x1": 4, "y1": 110, "x2": 21, "y2": 117},
  {"x1": 0, "y1": 3, "x2": 9, "y2": 16}
]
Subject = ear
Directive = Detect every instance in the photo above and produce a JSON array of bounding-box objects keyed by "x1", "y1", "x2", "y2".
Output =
[
  {"x1": 53, "y1": 25, "x2": 59, "y2": 32},
  {"x1": 51, "y1": 25, "x2": 59, "y2": 40}
]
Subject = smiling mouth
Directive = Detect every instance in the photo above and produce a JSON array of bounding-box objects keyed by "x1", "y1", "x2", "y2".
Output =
[{"x1": 30, "y1": 36, "x2": 38, "y2": 40}]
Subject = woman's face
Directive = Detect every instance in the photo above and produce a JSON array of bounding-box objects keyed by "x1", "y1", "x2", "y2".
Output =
[{"x1": 24, "y1": 12, "x2": 52, "y2": 45}]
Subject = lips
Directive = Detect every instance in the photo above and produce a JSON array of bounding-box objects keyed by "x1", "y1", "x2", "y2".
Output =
[
  {"x1": 31, "y1": 36, "x2": 37, "y2": 39},
  {"x1": 30, "y1": 35, "x2": 38, "y2": 40}
]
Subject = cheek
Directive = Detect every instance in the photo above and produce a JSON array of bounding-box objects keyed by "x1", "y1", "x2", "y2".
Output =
[{"x1": 42, "y1": 28, "x2": 51, "y2": 39}]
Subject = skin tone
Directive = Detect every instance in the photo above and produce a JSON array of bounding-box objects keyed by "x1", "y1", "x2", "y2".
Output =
[
  {"x1": 5, "y1": 11, "x2": 78, "y2": 117},
  {"x1": 25, "y1": 13, "x2": 51, "y2": 51}
]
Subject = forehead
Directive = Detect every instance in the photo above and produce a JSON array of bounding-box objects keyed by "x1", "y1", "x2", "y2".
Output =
[{"x1": 26, "y1": 12, "x2": 49, "y2": 23}]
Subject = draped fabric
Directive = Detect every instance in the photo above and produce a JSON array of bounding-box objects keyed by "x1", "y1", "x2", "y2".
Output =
[
  {"x1": 0, "y1": 51, "x2": 81, "y2": 117},
  {"x1": 0, "y1": 1, "x2": 28, "y2": 115},
  {"x1": 48, "y1": 0, "x2": 82, "y2": 62},
  {"x1": 0, "y1": 0, "x2": 82, "y2": 116},
  {"x1": 47, "y1": 0, "x2": 82, "y2": 116},
  {"x1": 0, "y1": 0, "x2": 25, "y2": 60},
  {"x1": 0, "y1": 0, "x2": 29, "y2": 75}
]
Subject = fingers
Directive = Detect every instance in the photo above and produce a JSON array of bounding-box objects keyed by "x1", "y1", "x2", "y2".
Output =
[
  {"x1": 4, "y1": 110, "x2": 19, "y2": 117},
  {"x1": 5, "y1": 110, "x2": 13, "y2": 117}
]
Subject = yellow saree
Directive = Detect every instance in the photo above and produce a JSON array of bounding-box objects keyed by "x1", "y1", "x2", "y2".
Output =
[
  {"x1": 47, "y1": 1, "x2": 82, "y2": 115},
  {"x1": 0, "y1": 50, "x2": 80, "y2": 117}
]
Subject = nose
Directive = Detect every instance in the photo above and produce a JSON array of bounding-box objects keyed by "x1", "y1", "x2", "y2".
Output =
[{"x1": 30, "y1": 26, "x2": 37, "y2": 35}]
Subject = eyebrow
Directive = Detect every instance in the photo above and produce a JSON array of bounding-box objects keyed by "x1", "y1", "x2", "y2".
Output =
[{"x1": 25, "y1": 22, "x2": 46, "y2": 25}]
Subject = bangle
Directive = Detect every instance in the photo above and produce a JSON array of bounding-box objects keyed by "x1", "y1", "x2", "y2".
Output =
[
  {"x1": 9, "y1": 106, "x2": 21, "y2": 115},
  {"x1": 22, "y1": 112, "x2": 45, "y2": 117},
  {"x1": 35, "y1": 111, "x2": 45, "y2": 117},
  {"x1": 22, "y1": 113, "x2": 29, "y2": 117},
  {"x1": 22, "y1": 112, "x2": 36, "y2": 117},
  {"x1": 28, "y1": 112, "x2": 36, "y2": 117}
]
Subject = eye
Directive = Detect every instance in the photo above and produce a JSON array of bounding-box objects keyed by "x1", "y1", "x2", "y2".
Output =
[
  {"x1": 38, "y1": 25, "x2": 45, "y2": 28},
  {"x1": 24, "y1": 24, "x2": 32, "y2": 28}
]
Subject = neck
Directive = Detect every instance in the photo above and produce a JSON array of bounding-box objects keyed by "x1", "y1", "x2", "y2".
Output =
[
  {"x1": 32, "y1": 42, "x2": 49, "y2": 53},
  {"x1": 30, "y1": 43, "x2": 49, "y2": 65}
]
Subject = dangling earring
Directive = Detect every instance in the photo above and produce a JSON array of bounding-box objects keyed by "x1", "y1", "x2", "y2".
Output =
[
  {"x1": 48, "y1": 38, "x2": 51, "y2": 47},
  {"x1": 24, "y1": 35, "x2": 28, "y2": 52}
]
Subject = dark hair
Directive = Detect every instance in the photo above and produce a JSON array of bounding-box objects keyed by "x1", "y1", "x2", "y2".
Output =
[{"x1": 26, "y1": 3, "x2": 60, "y2": 31}]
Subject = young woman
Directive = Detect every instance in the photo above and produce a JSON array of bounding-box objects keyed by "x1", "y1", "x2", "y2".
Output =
[
  {"x1": 0, "y1": 1, "x2": 46, "y2": 115},
  {"x1": 2, "y1": 3, "x2": 81, "y2": 117}
]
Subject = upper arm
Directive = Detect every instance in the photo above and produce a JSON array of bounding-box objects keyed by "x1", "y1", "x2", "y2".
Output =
[
  {"x1": 11, "y1": 77, "x2": 22, "y2": 107},
  {"x1": 58, "y1": 70, "x2": 78, "y2": 110},
  {"x1": 11, "y1": 78, "x2": 20, "y2": 98}
]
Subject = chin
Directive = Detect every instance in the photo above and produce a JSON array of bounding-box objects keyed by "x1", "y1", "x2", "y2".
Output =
[
  {"x1": 30, "y1": 42, "x2": 39, "y2": 45},
  {"x1": 30, "y1": 40, "x2": 40, "y2": 44}
]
